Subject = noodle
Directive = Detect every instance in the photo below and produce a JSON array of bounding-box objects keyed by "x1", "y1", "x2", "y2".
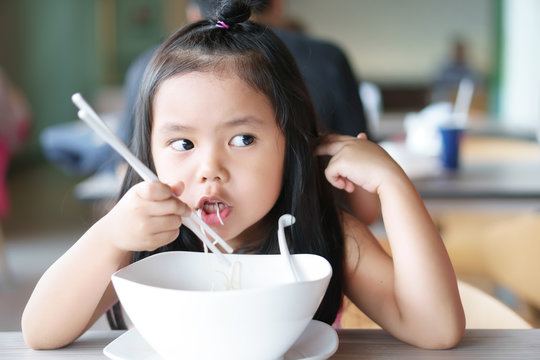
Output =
[
  {"x1": 213, "y1": 261, "x2": 241, "y2": 290},
  {"x1": 216, "y1": 205, "x2": 224, "y2": 225},
  {"x1": 196, "y1": 209, "x2": 240, "y2": 291}
]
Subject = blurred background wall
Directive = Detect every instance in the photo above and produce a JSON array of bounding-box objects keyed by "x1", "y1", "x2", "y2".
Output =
[
  {"x1": 0, "y1": 0, "x2": 538, "y2": 164},
  {"x1": 0, "y1": 1, "x2": 100, "y2": 161},
  {"x1": 0, "y1": 0, "x2": 188, "y2": 166},
  {"x1": 287, "y1": 0, "x2": 494, "y2": 85}
]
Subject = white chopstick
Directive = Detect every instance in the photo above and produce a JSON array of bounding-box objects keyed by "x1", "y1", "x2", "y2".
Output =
[{"x1": 71, "y1": 93, "x2": 233, "y2": 265}]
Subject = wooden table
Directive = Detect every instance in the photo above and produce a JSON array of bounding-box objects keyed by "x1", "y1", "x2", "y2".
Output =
[
  {"x1": 2, "y1": 329, "x2": 539, "y2": 359},
  {"x1": 336, "y1": 329, "x2": 540, "y2": 359},
  {"x1": 413, "y1": 161, "x2": 540, "y2": 214},
  {"x1": 380, "y1": 135, "x2": 540, "y2": 214}
]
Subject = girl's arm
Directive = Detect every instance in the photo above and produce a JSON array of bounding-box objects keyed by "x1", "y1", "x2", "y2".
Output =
[
  {"x1": 316, "y1": 134, "x2": 465, "y2": 349},
  {"x1": 344, "y1": 185, "x2": 381, "y2": 225},
  {"x1": 21, "y1": 181, "x2": 189, "y2": 349}
]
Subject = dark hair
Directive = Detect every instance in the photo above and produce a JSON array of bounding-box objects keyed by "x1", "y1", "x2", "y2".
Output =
[
  {"x1": 109, "y1": 0, "x2": 343, "y2": 328},
  {"x1": 189, "y1": 0, "x2": 271, "y2": 18}
]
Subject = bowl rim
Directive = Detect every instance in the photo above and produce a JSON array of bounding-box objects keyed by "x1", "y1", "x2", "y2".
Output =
[{"x1": 112, "y1": 251, "x2": 333, "y2": 295}]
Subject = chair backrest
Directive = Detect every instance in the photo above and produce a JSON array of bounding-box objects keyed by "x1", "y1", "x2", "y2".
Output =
[
  {"x1": 458, "y1": 280, "x2": 532, "y2": 329},
  {"x1": 443, "y1": 212, "x2": 540, "y2": 312},
  {"x1": 481, "y1": 213, "x2": 540, "y2": 310},
  {"x1": 340, "y1": 280, "x2": 532, "y2": 329}
]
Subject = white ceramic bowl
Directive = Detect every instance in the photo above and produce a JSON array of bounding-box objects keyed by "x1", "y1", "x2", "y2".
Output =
[{"x1": 111, "y1": 251, "x2": 332, "y2": 360}]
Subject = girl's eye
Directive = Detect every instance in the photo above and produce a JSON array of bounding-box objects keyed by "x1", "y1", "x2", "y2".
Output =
[
  {"x1": 170, "y1": 139, "x2": 194, "y2": 151},
  {"x1": 230, "y1": 134, "x2": 255, "y2": 147}
]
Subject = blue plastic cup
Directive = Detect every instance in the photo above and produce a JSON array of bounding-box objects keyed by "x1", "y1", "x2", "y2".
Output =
[{"x1": 439, "y1": 126, "x2": 464, "y2": 169}]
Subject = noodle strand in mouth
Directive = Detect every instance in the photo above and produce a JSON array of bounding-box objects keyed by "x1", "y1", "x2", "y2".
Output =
[{"x1": 216, "y1": 205, "x2": 224, "y2": 225}]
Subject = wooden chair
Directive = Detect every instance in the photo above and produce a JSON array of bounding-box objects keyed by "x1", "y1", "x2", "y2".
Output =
[
  {"x1": 458, "y1": 280, "x2": 532, "y2": 328},
  {"x1": 341, "y1": 280, "x2": 532, "y2": 329},
  {"x1": 441, "y1": 212, "x2": 540, "y2": 325}
]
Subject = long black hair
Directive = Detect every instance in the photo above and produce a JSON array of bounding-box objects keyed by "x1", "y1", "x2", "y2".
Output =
[{"x1": 108, "y1": 0, "x2": 343, "y2": 329}]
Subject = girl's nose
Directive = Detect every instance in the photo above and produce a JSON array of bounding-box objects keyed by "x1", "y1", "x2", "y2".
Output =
[{"x1": 196, "y1": 151, "x2": 229, "y2": 183}]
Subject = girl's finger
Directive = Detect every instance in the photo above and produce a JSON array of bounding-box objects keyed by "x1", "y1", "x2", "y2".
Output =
[
  {"x1": 134, "y1": 181, "x2": 174, "y2": 201},
  {"x1": 343, "y1": 179, "x2": 356, "y2": 193},
  {"x1": 170, "y1": 181, "x2": 185, "y2": 197},
  {"x1": 145, "y1": 229, "x2": 181, "y2": 251},
  {"x1": 356, "y1": 132, "x2": 368, "y2": 140},
  {"x1": 148, "y1": 197, "x2": 191, "y2": 217},
  {"x1": 325, "y1": 169, "x2": 356, "y2": 193},
  {"x1": 314, "y1": 136, "x2": 350, "y2": 156},
  {"x1": 149, "y1": 214, "x2": 183, "y2": 234}
]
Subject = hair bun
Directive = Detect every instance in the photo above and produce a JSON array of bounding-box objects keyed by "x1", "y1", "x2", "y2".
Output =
[{"x1": 215, "y1": 0, "x2": 251, "y2": 27}]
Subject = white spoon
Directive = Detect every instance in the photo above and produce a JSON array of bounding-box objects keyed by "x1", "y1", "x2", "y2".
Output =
[{"x1": 278, "y1": 214, "x2": 300, "y2": 282}]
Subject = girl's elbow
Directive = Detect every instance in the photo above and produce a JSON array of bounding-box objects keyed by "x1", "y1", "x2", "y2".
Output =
[
  {"x1": 443, "y1": 307, "x2": 467, "y2": 349},
  {"x1": 428, "y1": 325, "x2": 465, "y2": 350},
  {"x1": 419, "y1": 315, "x2": 466, "y2": 350},
  {"x1": 21, "y1": 323, "x2": 48, "y2": 350},
  {"x1": 21, "y1": 309, "x2": 40, "y2": 349},
  {"x1": 23, "y1": 335, "x2": 49, "y2": 351},
  {"x1": 21, "y1": 320, "x2": 48, "y2": 350},
  {"x1": 22, "y1": 329, "x2": 72, "y2": 350},
  {"x1": 21, "y1": 312, "x2": 71, "y2": 350}
]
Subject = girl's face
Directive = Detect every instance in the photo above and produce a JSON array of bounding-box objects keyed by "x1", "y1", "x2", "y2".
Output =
[{"x1": 151, "y1": 71, "x2": 286, "y2": 249}]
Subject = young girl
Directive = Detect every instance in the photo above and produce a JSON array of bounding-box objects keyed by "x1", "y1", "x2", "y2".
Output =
[{"x1": 22, "y1": 0, "x2": 464, "y2": 350}]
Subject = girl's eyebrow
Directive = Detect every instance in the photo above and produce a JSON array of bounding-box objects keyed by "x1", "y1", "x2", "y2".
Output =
[
  {"x1": 222, "y1": 116, "x2": 266, "y2": 129},
  {"x1": 156, "y1": 123, "x2": 192, "y2": 134},
  {"x1": 156, "y1": 116, "x2": 267, "y2": 135}
]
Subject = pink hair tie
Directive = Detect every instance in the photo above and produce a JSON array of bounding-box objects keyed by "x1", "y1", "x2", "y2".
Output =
[{"x1": 216, "y1": 20, "x2": 229, "y2": 29}]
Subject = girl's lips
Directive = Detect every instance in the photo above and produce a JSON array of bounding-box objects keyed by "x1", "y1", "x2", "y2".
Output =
[
  {"x1": 196, "y1": 198, "x2": 232, "y2": 226},
  {"x1": 200, "y1": 205, "x2": 231, "y2": 226}
]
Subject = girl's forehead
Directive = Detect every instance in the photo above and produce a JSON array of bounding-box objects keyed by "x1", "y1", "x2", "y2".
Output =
[
  {"x1": 157, "y1": 69, "x2": 247, "y2": 95},
  {"x1": 154, "y1": 69, "x2": 271, "y2": 109},
  {"x1": 168, "y1": 69, "x2": 236, "y2": 84},
  {"x1": 152, "y1": 70, "x2": 276, "y2": 126}
]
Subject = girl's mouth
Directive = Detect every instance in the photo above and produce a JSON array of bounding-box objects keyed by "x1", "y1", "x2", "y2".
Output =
[{"x1": 197, "y1": 200, "x2": 231, "y2": 226}]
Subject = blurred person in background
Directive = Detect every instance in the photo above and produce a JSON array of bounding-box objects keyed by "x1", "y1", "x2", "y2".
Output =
[{"x1": 430, "y1": 38, "x2": 484, "y2": 105}]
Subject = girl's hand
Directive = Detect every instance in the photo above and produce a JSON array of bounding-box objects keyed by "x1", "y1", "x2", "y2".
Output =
[
  {"x1": 315, "y1": 133, "x2": 405, "y2": 194},
  {"x1": 100, "y1": 181, "x2": 191, "y2": 252}
]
